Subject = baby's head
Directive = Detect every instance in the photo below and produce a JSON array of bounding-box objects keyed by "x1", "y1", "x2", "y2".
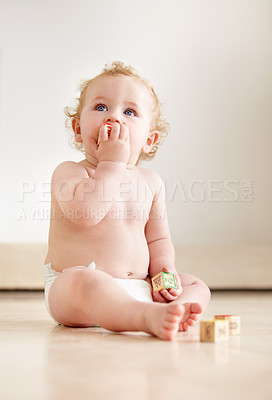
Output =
[{"x1": 65, "y1": 61, "x2": 169, "y2": 162}]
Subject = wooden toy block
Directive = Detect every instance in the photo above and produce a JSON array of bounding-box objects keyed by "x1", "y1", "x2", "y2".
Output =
[
  {"x1": 97, "y1": 123, "x2": 112, "y2": 145},
  {"x1": 214, "y1": 315, "x2": 241, "y2": 335},
  {"x1": 151, "y1": 271, "x2": 177, "y2": 292},
  {"x1": 200, "y1": 320, "x2": 229, "y2": 342}
]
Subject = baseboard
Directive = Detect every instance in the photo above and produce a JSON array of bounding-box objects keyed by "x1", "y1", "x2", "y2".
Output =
[
  {"x1": 0, "y1": 243, "x2": 47, "y2": 290},
  {"x1": 0, "y1": 243, "x2": 271, "y2": 290}
]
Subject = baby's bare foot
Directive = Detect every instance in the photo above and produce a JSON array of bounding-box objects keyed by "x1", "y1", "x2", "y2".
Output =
[
  {"x1": 178, "y1": 302, "x2": 202, "y2": 332},
  {"x1": 144, "y1": 301, "x2": 185, "y2": 341}
]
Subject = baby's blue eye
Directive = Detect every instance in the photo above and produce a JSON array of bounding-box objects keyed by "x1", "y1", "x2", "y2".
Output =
[
  {"x1": 96, "y1": 105, "x2": 107, "y2": 111},
  {"x1": 124, "y1": 109, "x2": 135, "y2": 116}
]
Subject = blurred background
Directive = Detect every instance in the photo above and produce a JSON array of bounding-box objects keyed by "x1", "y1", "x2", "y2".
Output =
[{"x1": 0, "y1": 0, "x2": 271, "y2": 289}]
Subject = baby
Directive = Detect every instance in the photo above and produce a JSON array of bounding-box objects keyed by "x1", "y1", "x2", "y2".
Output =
[{"x1": 44, "y1": 61, "x2": 210, "y2": 340}]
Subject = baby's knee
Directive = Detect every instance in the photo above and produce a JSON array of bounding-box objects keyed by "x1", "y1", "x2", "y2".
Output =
[
  {"x1": 193, "y1": 275, "x2": 211, "y2": 299},
  {"x1": 201, "y1": 280, "x2": 211, "y2": 301},
  {"x1": 49, "y1": 268, "x2": 99, "y2": 326},
  {"x1": 179, "y1": 272, "x2": 211, "y2": 299},
  {"x1": 63, "y1": 267, "x2": 97, "y2": 293},
  {"x1": 63, "y1": 267, "x2": 113, "y2": 297}
]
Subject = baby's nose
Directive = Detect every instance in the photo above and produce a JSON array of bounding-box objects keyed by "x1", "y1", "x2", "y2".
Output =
[{"x1": 105, "y1": 115, "x2": 122, "y2": 124}]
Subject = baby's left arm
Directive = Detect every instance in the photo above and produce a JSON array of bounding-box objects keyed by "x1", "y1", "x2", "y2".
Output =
[{"x1": 145, "y1": 174, "x2": 182, "y2": 302}]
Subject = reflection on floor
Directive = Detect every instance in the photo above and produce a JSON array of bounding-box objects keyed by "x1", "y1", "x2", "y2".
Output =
[{"x1": 0, "y1": 291, "x2": 271, "y2": 400}]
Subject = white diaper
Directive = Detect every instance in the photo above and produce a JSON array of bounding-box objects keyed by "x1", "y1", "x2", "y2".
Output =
[{"x1": 44, "y1": 262, "x2": 153, "y2": 324}]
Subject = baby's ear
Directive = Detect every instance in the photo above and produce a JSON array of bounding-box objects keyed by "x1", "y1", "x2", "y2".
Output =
[
  {"x1": 72, "y1": 118, "x2": 83, "y2": 143},
  {"x1": 142, "y1": 131, "x2": 159, "y2": 154}
]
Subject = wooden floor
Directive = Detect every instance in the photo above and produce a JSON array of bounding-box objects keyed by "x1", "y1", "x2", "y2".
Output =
[{"x1": 0, "y1": 291, "x2": 271, "y2": 400}]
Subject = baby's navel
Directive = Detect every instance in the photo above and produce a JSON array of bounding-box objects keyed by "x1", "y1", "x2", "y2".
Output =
[{"x1": 126, "y1": 272, "x2": 133, "y2": 277}]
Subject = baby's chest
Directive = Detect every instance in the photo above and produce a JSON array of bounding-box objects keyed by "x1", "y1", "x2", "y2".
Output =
[{"x1": 109, "y1": 180, "x2": 154, "y2": 224}]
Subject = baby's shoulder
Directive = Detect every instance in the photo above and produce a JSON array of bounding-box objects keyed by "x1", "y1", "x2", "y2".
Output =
[
  {"x1": 136, "y1": 166, "x2": 162, "y2": 181},
  {"x1": 136, "y1": 166, "x2": 164, "y2": 192},
  {"x1": 51, "y1": 160, "x2": 88, "y2": 182}
]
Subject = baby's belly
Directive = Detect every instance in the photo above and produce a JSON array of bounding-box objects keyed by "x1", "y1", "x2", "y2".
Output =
[
  {"x1": 93, "y1": 233, "x2": 150, "y2": 278},
  {"x1": 48, "y1": 223, "x2": 150, "y2": 279}
]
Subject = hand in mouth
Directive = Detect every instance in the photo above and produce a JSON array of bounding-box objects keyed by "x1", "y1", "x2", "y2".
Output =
[{"x1": 97, "y1": 122, "x2": 113, "y2": 145}]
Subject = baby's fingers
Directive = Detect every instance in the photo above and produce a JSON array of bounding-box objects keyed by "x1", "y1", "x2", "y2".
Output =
[
  {"x1": 118, "y1": 122, "x2": 129, "y2": 141},
  {"x1": 160, "y1": 289, "x2": 178, "y2": 301},
  {"x1": 108, "y1": 122, "x2": 120, "y2": 140},
  {"x1": 162, "y1": 266, "x2": 182, "y2": 294},
  {"x1": 169, "y1": 287, "x2": 182, "y2": 297},
  {"x1": 152, "y1": 291, "x2": 168, "y2": 303},
  {"x1": 98, "y1": 124, "x2": 109, "y2": 144}
]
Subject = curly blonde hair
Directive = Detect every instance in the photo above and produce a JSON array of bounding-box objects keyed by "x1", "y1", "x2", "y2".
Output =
[{"x1": 64, "y1": 61, "x2": 169, "y2": 162}]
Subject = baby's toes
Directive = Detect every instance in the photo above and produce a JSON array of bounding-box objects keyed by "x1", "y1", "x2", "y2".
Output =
[
  {"x1": 179, "y1": 322, "x2": 189, "y2": 331},
  {"x1": 182, "y1": 322, "x2": 189, "y2": 331},
  {"x1": 191, "y1": 303, "x2": 202, "y2": 315}
]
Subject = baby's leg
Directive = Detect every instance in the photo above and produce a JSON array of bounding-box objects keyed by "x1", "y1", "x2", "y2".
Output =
[
  {"x1": 48, "y1": 268, "x2": 185, "y2": 340},
  {"x1": 176, "y1": 273, "x2": 211, "y2": 331}
]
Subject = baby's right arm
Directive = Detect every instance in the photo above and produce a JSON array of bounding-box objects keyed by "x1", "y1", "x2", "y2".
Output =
[{"x1": 52, "y1": 122, "x2": 130, "y2": 227}]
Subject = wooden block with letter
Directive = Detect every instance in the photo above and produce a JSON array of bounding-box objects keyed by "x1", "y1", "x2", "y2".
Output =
[
  {"x1": 200, "y1": 320, "x2": 229, "y2": 342},
  {"x1": 214, "y1": 315, "x2": 241, "y2": 335},
  {"x1": 151, "y1": 271, "x2": 177, "y2": 292}
]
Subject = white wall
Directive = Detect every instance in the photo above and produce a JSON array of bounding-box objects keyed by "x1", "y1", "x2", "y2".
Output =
[{"x1": 0, "y1": 0, "x2": 271, "y2": 245}]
